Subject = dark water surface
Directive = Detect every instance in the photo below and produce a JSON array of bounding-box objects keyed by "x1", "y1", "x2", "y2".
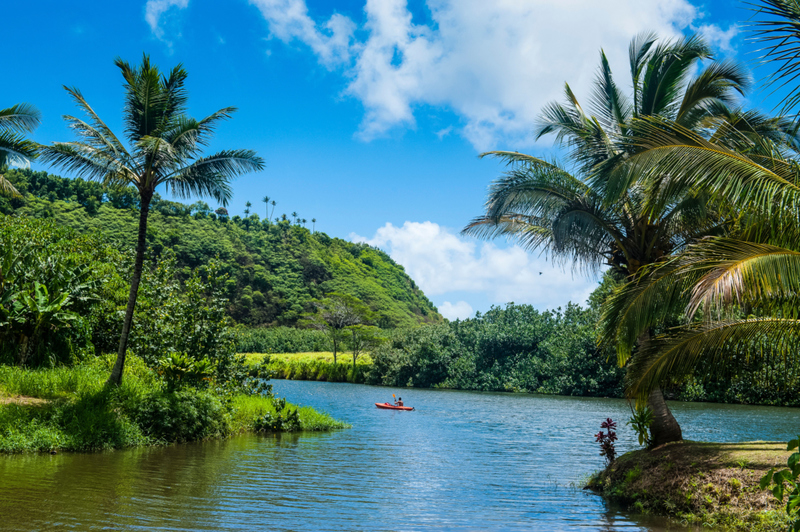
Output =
[{"x1": 2, "y1": 381, "x2": 799, "y2": 531}]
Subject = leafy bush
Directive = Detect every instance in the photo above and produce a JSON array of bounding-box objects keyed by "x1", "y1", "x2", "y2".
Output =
[
  {"x1": 253, "y1": 398, "x2": 301, "y2": 432},
  {"x1": 367, "y1": 303, "x2": 625, "y2": 396},
  {"x1": 133, "y1": 388, "x2": 231, "y2": 443}
]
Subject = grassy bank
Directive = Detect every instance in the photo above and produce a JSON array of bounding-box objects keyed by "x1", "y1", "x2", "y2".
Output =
[
  {"x1": 244, "y1": 352, "x2": 373, "y2": 384},
  {"x1": 588, "y1": 441, "x2": 792, "y2": 531},
  {"x1": 0, "y1": 356, "x2": 348, "y2": 454}
]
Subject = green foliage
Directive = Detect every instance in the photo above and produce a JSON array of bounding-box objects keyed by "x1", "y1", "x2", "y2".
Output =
[
  {"x1": 253, "y1": 397, "x2": 301, "y2": 432},
  {"x1": 367, "y1": 302, "x2": 625, "y2": 396},
  {"x1": 761, "y1": 437, "x2": 800, "y2": 531},
  {"x1": 301, "y1": 292, "x2": 375, "y2": 362},
  {"x1": 0, "y1": 215, "x2": 118, "y2": 367},
  {"x1": 133, "y1": 388, "x2": 231, "y2": 443},
  {"x1": 626, "y1": 405, "x2": 654, "y2": 447},
  {"x1": 236, "y1": 326, "x2": 332, "y2": 353},
  {"x1": 0, "y1": 356, "x2": 346, "y2": 453},
  {"x1": 1, "y1": 168, "x2": 442, "y2": 329},
  {"x1": 156, "y1": 353, "x2": 215, "y2": 391}
]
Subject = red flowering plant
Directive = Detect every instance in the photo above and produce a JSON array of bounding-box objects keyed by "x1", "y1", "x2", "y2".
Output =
[{"x1": 595, "y1": 418, "x2": 617, "y2": 466}]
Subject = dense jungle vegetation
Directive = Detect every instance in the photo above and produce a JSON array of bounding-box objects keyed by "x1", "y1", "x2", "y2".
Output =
[{"x1": 0, "y1": 168, "x2": 441, "y2": 328}]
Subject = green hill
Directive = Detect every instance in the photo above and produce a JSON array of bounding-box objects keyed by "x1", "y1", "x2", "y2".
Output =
[{"x1": 0, "y1": 169, "x2": 442, "y2": 328}]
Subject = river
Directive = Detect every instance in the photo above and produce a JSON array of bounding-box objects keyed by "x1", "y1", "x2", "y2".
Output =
[{"x1": 1, "y1": 380, "x2": 798, "y2": 531}]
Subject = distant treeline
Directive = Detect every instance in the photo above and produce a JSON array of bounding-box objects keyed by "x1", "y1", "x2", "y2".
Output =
[{"x1": 1, "y1": 168, "x2": 443, "y2": 328}]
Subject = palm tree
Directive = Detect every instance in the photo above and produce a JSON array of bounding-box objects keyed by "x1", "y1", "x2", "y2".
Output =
[
  {"x1": 0, "y1": 103, "x2": 41, "y2": 196},
  {"x1": 244, "y1": 201, "x2": 251, "y2": 216},
  {"x1": 464, "y1": 34, "x2": 747, "y2": 446},
  {"x1": 292, "y1": 211, "x2": 298, "y2": 224},
  {"x1": 595, "y1": 0, "x2": 800, "y2": 411},
  {"x1": 262, "y1": 195, "x2": 270, "y2": 222},
  {"x1": 312, "y1": 218, "x2": 316, "y2": 232},
  {"x1": 271, "y1": 200, "x2": 276, "y2": 219},
  {"x1": 41, "y1": 55, "x2": 264, "y2": 385}
]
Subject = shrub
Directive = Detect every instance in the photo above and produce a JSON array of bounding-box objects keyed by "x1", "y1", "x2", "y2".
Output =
[{"x1": 133, "y1": 388, "x2": 231, "y2": 443}]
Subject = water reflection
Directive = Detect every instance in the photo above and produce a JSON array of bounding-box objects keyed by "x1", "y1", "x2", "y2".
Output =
[{"x1": 1, "y1": 381, "x2": 797, "y2": 531}]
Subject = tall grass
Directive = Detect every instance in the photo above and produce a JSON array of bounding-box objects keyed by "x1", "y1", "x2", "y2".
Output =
[
  {"x1": 243, "y1": 352, "x2": 373, "y2": 384},
  {"x1": 0, "y1": 355, "x2": 348, "y2": 453}
]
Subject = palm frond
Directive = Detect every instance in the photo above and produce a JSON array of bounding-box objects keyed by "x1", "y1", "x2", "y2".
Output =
[
  {"x1": 676, "y1": 60, "x2": 750, "y2": 129},
  {"x1": 639, "y1": 34, "x2": 712, "y2": 118},
  {"x1": 622, "y1": 117, "x2": 800, "y2": 215},
  {"x1": 749, "y1": 0, "x2": 800, "y2": 112},
  {"x1": 678, "y1": 237, "x2": 800, "y2": 316},
  {"x1": 63, "y1": 87, "x2": 128, "y2": 156},
  {"x1": 627, "y1": 318, "x2": 800, "y2": 397},
  {"x1": 162, "y1": 149, "x2": 265, "y2": 205},
  {"x1": 599, "y1": 259, "x2": 700, "y2": 365},
  {"x1": 0, "y1": 103, "x2": 41, "y2": 134},
  {"x1": 0, "y1": 131, "x2": 39, "y2": 168},
  {"x1": 39, "y1": 143, "x2": 136, "y2": 187},
  {"x1": 590, "y1": 51, "x2": 632, "y2": 134}
]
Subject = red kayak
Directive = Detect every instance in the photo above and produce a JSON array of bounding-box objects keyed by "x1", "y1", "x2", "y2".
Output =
[{"x1": 375, "y1": 402, "x2": 414, "y2": 411}]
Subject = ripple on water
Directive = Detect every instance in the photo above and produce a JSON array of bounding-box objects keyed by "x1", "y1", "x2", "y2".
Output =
[{"x1": 2, "y1": 380, "x2": 798, "y2": 531}]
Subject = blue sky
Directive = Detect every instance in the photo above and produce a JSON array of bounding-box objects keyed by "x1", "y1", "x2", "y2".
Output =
[{"x1": 5, "y1": 0, "x2": 776, "y2": 319}]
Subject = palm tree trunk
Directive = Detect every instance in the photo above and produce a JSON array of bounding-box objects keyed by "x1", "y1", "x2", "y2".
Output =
[
  {"x1": 107, "y1": 194, "x2": 152, "y2": 386},
  {"x1": 648, "y1": 385, "x2": 682, "y2": 446},
  {"x1": 637, "y1": 331, "x2": 682, "y2": 446}
]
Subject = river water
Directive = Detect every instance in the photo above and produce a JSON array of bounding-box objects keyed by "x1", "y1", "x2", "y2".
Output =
[{"x1": 2, "y1": 380, "x2": 798, "y2": 531}]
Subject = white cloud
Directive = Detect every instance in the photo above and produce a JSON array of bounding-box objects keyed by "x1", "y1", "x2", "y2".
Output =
[
  {"x1": 146, "y1": 0, "x2": 739, "y2": 148},
  {"x1": 695, "y1": 23, "x2": 739, "y2": 54},
  {"x1": 248, "y1": 0, "x2": 355, "y2": 67},
  {"x1": 145, "y1": 0, "x2": 189, "y2": 42},
  {"x1": 248, "y1": 0, "x2": 738, "y2": 149},
  {"x1": 439, "y1": 301, "x2": 474, "y2": 321},
  {"x1": 351, "y1": 221, "x2": 599, "y2": 312}
]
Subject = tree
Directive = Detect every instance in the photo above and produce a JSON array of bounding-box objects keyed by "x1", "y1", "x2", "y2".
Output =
[
  {"x1": 302, "y1": 292, "x2": 371, "y2": 364},
  {"x1": 244, "y1": 201, "x2": 251, "y2": 216},
  {"x1": 40, "y1": 55, "x2": 264, "y2": 385},
  {"x1": 463, "y1": 34, "x2": 747, "y2": 446},
  {"x1": 346, "y1": 324, "x2": 384, "y2": 372},
  {"x1": 0, "y1": 103, "x2": 41, "y2": 196},
  {"x1": 312, "y1": 218, "x2": 316, "y2": 233},
  {"x1": 292, "y1": 211, "x2": 298, "y2": 224},
  {"x1": 597, "y1": 1, "x2": 800, "y2": 403},
  {"x1": 262, "y1": 195, "x2": 270, "y2": 222},
  {"x1": 270, "y1": 200, "x2": 276, "y2": 219}
]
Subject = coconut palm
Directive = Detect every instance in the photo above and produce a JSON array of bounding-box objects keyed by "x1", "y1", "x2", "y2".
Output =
[
  {"x1": 312, "y1": 218, "x2": 316, "y2": 232},
  {"x1": 464, "y1": 33, "x2": 748, "y2": 446},
  {"x1": 262, "y1": 196, "x2": 270, "y2": 221},
  {"x1": 40, "y1": 55, "x2": 264, "y2": 385},
  {"x1": 596, "y1": 0, "x2": 800, "y2": 408},
  {"x1": 0, "y1": 103, "x2": 41, "y2": 195}
]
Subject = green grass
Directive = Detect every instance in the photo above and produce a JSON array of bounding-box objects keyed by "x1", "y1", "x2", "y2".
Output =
[
  {"x1": 243, "y1": 352, "x2": 373, "y2": 384},
  {"x1": 229, "y1": 394, "x2": 349, "y2": 431},
  {"x1": 588, "y1": 441, "x2": 793, "y2": 531},
  {"x1": 0, "y1": 356, "x2": 348, "y2": 454}
]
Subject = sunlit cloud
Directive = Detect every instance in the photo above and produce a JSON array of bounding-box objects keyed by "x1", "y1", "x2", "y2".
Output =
[
  {"x1": 351, "y1": 221, "x2": 599, "y2": 314},
  {"x1": 439, "y1": 300, "x2": 474, "y2": 321},
  {"x1": 146, "y1": 0, "x2": 741, "y2": 148}
]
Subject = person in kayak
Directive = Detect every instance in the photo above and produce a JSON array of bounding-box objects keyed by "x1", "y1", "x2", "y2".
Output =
[{"x1": 395, "y1": 397, "x2": 404, "y2": 407}]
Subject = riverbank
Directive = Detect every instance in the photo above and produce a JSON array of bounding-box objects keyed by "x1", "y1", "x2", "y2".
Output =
[
  {"x1": 243, "y1": 352, "x2": 372, "y2": 384},
  {"x1": 0, "y1": 356, "x2": 348, "y2": 454},
  {"x1": 588, "y1": 441, "x2": 792, "y2": 531}
]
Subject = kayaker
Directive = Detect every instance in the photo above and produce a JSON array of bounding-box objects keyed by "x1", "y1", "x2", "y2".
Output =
[{"x1": 396, "y1": 397, "x2": 404, "y2": 407}]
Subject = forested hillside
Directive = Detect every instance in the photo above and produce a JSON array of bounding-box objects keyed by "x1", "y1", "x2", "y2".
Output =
[{"x1": 0, "y1": 169, "x2": 442, "y2": 327}]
